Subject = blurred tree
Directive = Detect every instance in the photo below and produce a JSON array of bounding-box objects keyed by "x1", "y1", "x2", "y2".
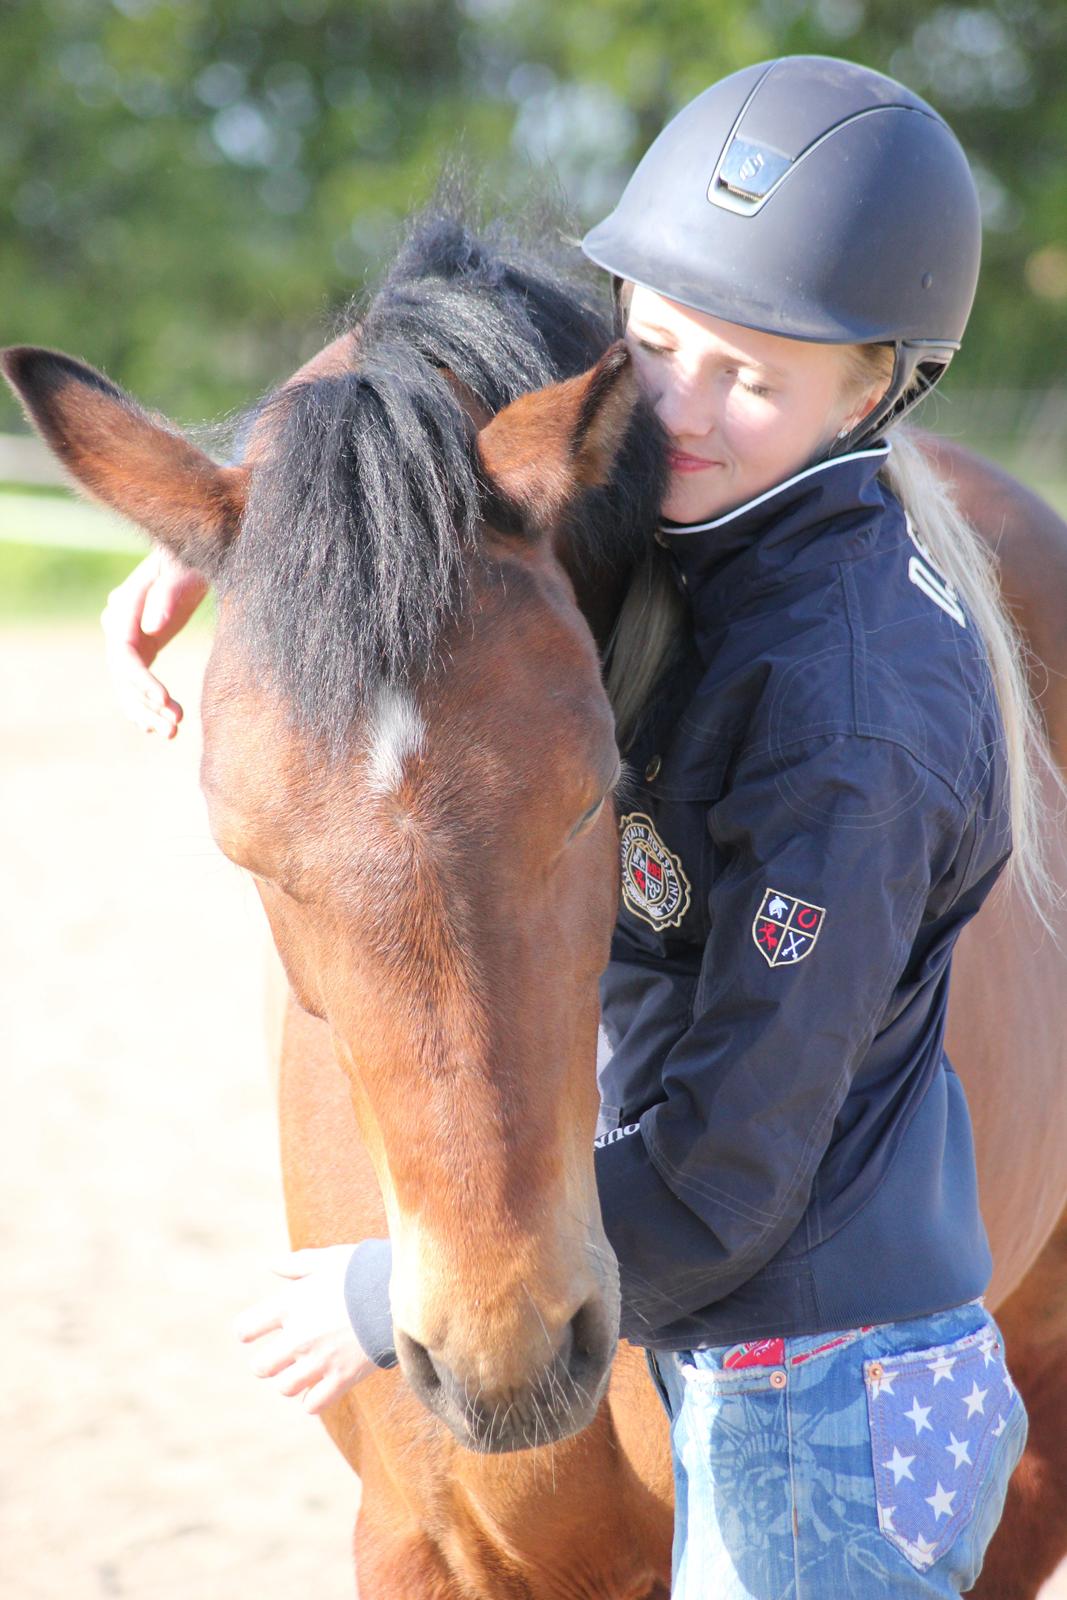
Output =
[
  {"x1": 1, "y1": 0, "x2": 501, "y2": 426},
  {"x1": 1, "y1": 0, "x2": 1065, "y2": 433}
]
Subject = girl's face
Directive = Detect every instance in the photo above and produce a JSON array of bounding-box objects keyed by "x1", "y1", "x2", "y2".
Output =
[{"x1": 624, "y1": 284, "x2": 882, "y2": 523}]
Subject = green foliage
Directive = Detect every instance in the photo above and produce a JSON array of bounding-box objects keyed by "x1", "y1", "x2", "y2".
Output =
[
  {"x1": 0, "y1": 537, "x2": 123, "y2": 618},
  {"x1": 2, "y1": 0, "x2": 481, "y2": 427},
  {"x1": 2, "y1": 0, "x2": 1065, "y2": 434}
]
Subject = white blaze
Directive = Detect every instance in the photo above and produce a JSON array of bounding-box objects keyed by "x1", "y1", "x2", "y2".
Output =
[{"x1": 365, "y1": 687, "x2": 426, "y2": 795}]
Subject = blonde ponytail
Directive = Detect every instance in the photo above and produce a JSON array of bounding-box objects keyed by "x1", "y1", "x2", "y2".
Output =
[
  {"x1": 603, "y1": 544, "x2": 685, "y2": 753},
  {"x1": 880, "y1": 426, "x2": 1067, "y2": 940}
]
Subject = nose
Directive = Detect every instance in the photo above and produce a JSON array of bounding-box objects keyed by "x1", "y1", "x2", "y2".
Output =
[
  {"x1": 653, "y1": 371, "x2": 717, "y2": 445},
  {"x1": 396, "y1": 1293, "x2": 617, "y2": 1454}
]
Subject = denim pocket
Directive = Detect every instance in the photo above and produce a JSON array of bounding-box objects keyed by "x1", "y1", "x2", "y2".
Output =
[
  {"x1": 864, "y1": 1319, "x2": 1026, "y2": 1575},
  {"x1": 674, "y1": 1346, "x2": 790, "y2": 1404}
]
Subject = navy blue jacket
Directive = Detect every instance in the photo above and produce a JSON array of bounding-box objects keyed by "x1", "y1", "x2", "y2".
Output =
[
  {"x1": 344, "y1": 442, "x2": 1012, "y2": 1369},
  {"x1": 595, "y1": 442, "x2": 1011, "y2": 1351}
]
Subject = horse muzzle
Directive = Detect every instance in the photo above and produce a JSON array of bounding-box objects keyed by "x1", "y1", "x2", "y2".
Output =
[{"x1": 394, "y1": 1290, "x2": 619, "y2": 1453}]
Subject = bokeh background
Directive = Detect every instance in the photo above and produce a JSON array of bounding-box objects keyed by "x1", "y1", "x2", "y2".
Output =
[
  {"x1": 4, "y1": 0, "x2": 1067, "y2": 609},
  {"x1": 3, "y1": 3, "x2": 1066, "y2": 1596}
]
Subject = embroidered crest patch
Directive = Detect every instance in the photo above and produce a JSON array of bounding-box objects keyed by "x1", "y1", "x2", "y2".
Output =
[
  {"x1": 752, "y1": 888, "x2": 826, "y2": 967},
  {"x1": 618, "y1": 812, "x2": 692, "y2": 931}
]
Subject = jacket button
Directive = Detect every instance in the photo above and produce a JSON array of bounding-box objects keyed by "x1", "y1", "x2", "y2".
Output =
[
  {"x1": 644, "y1": 755, "x2": 662, "y2": 782},
  {"x1": 770, "y1": 1369, "x2": 787, "y2": 1389}
]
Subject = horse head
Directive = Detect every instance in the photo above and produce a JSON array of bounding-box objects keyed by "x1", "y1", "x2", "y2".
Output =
[{"x1": 3, "y1": 294, "x2": 657, "y2": 1453}]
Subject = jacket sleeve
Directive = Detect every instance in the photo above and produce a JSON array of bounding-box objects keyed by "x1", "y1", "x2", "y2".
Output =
[
  {"x1": 596, "y1": 730, "x2": 968, "y2": 1342},
  {"x1": 344, "y1": 1239, "x2": 398, "y2": 1369}
]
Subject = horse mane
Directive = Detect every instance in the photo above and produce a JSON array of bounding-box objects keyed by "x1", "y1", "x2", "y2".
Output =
[{"x1": 220, "y1": 180, "x2": 664, "y2": 759}]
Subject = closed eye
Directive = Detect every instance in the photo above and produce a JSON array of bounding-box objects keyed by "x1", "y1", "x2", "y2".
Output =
[
  {"x1": 570, "y1": 759, "x2": 622, "y2": 841},
  {"x1": 728, "y1": 367, "x2": 773, "y2": 398},
  {"x1": 572, "y1": 796, "x2": 606, "y2": 836}
]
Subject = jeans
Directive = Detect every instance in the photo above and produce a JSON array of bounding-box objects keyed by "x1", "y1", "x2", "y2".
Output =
[{"x1": 647, "y1": 1300, "x2": 1028, "y2": 1598}]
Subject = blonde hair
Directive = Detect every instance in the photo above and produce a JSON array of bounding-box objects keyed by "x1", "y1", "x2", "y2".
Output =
[
  {"x1": 604, "y1": 279, "x2": 689, "y2": 751},
  {"x1": 853, "y1": 346, "x2": 1066, "y2": 939},
  {"x1": 605, "y1": 323, "x2": 1067, "y2": 938}
]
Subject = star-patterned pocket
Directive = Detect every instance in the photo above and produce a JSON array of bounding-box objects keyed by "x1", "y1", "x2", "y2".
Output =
[{"x1": 864, "y1": 1321, "x2": 1025, "y2": 1573}]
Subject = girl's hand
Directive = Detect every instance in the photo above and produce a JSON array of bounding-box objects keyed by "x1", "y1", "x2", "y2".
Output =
[
  {"x1": 234, "y1": 1245, "x2": 376, "y2": 1415},
  {"x1": 100, "y1": 548, "x2": 209, "y2": 737}
]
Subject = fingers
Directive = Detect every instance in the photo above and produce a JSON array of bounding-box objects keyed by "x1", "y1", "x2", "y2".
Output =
[
  {"x1": 101, "y1": 562, "x2": 178, "y2": 734},
  {"x1": 269, "y1": 1250, "x2": 317, "y2": 1280},
  {"x1": 233, "y1": 1298, "x2": 284, "y2": 1344},
  {"x1": 110, "y1": 646, "x2": 183, "y2": 736},
  {"x1": 274, "y1": 1351, "x2": 328, "y2": 1399},
  {"x1": 100, "y1": 550, "x2": 207, "y2": 737},
  {"x1": 246, "y1": 1331, "x2": 308, "y2": 1379},
  {"x1": 303, "y1": 1372, "x2": 349, "y2": 1415},
  {"x1": 274, "y1": 1348, "x2": 361, "y2": 1412}
]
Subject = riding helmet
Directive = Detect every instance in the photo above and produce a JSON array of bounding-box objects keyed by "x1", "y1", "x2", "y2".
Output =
[{"x1": 581, "y1": 56, "x2": 982, "y2": 452}]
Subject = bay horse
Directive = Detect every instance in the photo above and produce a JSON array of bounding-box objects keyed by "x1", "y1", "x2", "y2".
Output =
[{"x1": 6, "y1": 205, "x2": 1067, "y2": 1599}]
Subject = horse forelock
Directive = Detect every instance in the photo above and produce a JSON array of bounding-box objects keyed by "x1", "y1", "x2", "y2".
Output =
[
  {"x1": 213, "y1": 198, "x2": 626, "y2": 760},
  {"x1": 209, "y1": 195, "x2": 665, "y2": 766}
]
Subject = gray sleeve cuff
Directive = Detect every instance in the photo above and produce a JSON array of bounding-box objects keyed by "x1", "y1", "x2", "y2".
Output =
[{"x1": 343, "y1": 1239, "x2": 397, "y2": 1369}]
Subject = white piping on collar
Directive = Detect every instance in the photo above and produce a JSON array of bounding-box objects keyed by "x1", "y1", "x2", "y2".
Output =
[{"x1": 658, "y1": 441, "x2": 892, "y2": 536}]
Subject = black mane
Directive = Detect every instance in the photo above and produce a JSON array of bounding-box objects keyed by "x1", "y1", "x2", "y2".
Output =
[{"x1": 220, "y1": 183, "x2": 664, "y2": 758}]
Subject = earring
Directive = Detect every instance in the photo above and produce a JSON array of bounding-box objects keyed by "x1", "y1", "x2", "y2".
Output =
[{"x1": 838, "y1": 425, "x2": 851, "y2": 438}]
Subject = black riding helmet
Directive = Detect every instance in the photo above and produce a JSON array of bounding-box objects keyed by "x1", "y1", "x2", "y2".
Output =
[{"x1": 581, "y1": 56, "x2": 982, "y2": 456}]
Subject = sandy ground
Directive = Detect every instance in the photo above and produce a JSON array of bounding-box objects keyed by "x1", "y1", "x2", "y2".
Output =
[
  {"x1": 2, "y1": 624, "x2": 356, "y2": 1600},
  {"x1": 3, "y1": 621, "x2": 1066, "y2": 1600}
]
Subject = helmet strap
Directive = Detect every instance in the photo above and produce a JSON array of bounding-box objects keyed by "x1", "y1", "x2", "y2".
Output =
[
  {"x1": 828, "y1": 342, "x2": 956, "y2": 458},
  {"x1": 610, "y1": 275, "x2": 628, "y2": 339}
]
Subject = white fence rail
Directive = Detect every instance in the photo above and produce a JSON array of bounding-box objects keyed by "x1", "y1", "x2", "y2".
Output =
[
  {"x1": 0, "y1": 435, "x2": 141, "y2": 554},
  {"x1": 0, "y1": 432, "x2": 68, "y2": 489}
]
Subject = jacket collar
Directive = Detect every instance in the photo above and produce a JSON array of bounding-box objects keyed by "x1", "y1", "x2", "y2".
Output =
[{"x1": 657, "y1": 442, "x2": 893, "y2": 619}]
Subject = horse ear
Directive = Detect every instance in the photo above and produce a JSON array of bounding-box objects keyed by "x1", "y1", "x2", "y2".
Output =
[
  {"x1": 476, "y1": 341, "x2": 638, "y2": 533},
  {"x1": 1, "y1": 346, "x2": 246, "y2": 579}
]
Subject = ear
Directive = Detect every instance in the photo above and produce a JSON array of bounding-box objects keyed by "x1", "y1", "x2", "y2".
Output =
[
  {"x1": 475, "y1": 341, "x2": 638, "y2": 533},
  {"x1": 1, "y1": 346, "x2": 246, "y2": 579}
]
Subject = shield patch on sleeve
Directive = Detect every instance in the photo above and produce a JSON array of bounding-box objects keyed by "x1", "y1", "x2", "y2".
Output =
[
  {"x1": 752, "y1": 888, "x2": 826, "y2": 967},
  {"x1": 619, "y1": 812, "x2": 692, "y2": 931}
]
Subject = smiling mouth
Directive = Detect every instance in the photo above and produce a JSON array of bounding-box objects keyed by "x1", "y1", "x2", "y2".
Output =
[{"x1": 667, "y1": 449, "x2": 723, "y2": 472}]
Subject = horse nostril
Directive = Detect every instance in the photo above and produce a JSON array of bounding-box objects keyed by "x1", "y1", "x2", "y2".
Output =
[
  {"x1": 565, "y1": 1295, "x2": 614, "y2": 1390},
  {"x1": 395, "y1": 1328, "x2": 441, "y2": 1395}
]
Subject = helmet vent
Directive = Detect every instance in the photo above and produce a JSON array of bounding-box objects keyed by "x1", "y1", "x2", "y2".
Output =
[{"x1": 715, "y1": 136, "x2": 791, "y2": 204}]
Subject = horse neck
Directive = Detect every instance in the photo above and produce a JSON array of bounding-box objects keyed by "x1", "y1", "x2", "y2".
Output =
[{"x1": 928, "y1": 436, "x2": 1067, "y2": 768}]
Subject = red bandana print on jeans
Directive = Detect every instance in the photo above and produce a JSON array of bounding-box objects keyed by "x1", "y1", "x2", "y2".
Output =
[{"x1": 723, "y1": 1329, "x2": 874, "y2": 1369}]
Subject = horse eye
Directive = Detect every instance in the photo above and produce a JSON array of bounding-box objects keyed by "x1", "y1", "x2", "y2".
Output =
[{"x1": 573, "y1": 797, "x2": 605, "y2": 837}]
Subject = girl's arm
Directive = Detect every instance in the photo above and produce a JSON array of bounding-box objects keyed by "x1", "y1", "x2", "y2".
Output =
[{"x1": 595, "y1": 727, "x2": 983, "y2": 1340}]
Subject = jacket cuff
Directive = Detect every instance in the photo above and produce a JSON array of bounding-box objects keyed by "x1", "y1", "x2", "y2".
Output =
[{"x1": 343, "y1": 1239, "x2": 398, "y2": 1369}]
